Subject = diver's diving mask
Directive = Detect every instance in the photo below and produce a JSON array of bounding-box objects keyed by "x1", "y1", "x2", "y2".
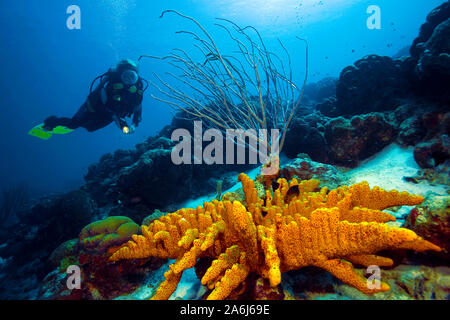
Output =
[{"x1": 121, "y1": 69, "x2": 139, "y2": 86}]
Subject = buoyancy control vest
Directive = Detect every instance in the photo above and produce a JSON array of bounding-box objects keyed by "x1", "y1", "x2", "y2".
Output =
[{"x1": 87, "y1": 69, "x2": 148, "y2": 116}]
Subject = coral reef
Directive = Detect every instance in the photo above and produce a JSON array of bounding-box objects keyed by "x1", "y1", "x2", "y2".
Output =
[
  {"x1": 284, "y1": 2, "x2": 450, "y2": 168},
  {"x1": 84, "y1": 131, "x2": 254, "y2": 220},
  {"x1": 335, "y1": 265, "x2": 450, "y2": 300},
  {"x1": 284, "y1": 113, "x2": 329, "y2": 162},
  {"x1": 2, "y1": 3, "x2": 449, "y2": 301},
  {"x1": 405, "y1": 194, "x2": 450, "y2": 262},
  {"x1": 410, "y1": 2, "x2": 450, "y2": 59},
  {"x1": 414, "y1": 135, "x2": 450, "y2": 169},
  {"x1": 142, "y1": 210, "x2": 166, "y2": 226},
  {"x1": 335, "y1": 55, "x2": 410, "y2": 117},
  {"x1": 324, "y1": 113, "x2": 398, "y2": 166},
  {"x1": 410, "y1": 1, "x2": 450, "y2": 100},
  {"x1": 284, "y1": 96, "x2": 449, "y2": 168},
  {"x1": 281, "y1": 154, "x2": 344, "y2": 190},
  {"x1": 0, "y1": 183, "x2": 30, "y2": 226},
  {"x1": 284, "y1": 264, "x2": 450, "y2": 300},
  {"x1": 303, "y1": 77, "x2": 337, "y2": 105},
  {"x1": 79, "y1": 216, "x2": 140, "y2": 254},
  {"x1": 404, "y1": 163, "x2": 449, "y2": 193},
  {"x1": 318, "y1": 1, "x2": 450, "y2": 119},
  {"x1": 49, "y1": 239, "x2": 78, "y2": 270},
  {"x1": 108, "y1": 174, "x2": 440, "y2": 300},
  {"x1": 284, "y1": 88, "x2": 449, "y2": 170},
  {"x1": 39, "y1": 216, "x2": 166, "y2": 300},
  {"x1": 0, "y1": 189, "x2": 96, "y2": 299},
  {"x1": 18, "y1": 190, "x2": 96, "y2": 232},
  {"x1": 397, "y1": 115, "x2": 427, "y2": 146}
]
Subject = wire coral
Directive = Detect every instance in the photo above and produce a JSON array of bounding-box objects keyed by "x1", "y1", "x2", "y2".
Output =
[
  {"x1": 141, "y1": 10, "x2": 308, "y2": 154},
  {"x1": 108, "y1": 174, "x2": 441, "y2": 300}
]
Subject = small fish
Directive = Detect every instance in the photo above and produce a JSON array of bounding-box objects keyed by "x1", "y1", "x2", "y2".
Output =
[
  {"x1": 285, "y1": 185, "x2": 300, "y2": 203},
  {"x1": 403, "y1": 176, "x2": 418, "y2": 184}
]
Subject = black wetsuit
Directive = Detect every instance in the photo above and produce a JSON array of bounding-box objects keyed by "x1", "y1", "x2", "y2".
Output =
[{"x1": 44, "y1": 71, "x2": 145, "y2": 132}]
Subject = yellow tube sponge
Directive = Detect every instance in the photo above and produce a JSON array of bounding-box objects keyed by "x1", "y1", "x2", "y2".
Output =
[{"x1": 107, "y1": 174, "x2": 441, "y2": 300}]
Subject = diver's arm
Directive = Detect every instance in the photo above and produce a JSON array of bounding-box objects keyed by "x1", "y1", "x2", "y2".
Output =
[
  {"x1": 90, "y1": 72, "x2": 110, "y2": 94},
  {"x1": 112, "y1": 113, "x2": 135, "y2": 134},
  {"x1": 132, "y1": 104, "x2": 142, "y2": 127},
  {"x1": 112, "y1": 114, "x2": 127, "y2": 131}
]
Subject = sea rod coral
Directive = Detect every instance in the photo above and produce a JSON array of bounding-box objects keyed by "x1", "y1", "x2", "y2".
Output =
[{"x1": 108, "y1": 174, "x2": 441, "y2": 300}]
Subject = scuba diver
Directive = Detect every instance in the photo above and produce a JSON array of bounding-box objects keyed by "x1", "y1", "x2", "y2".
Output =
[{"x1": 29, "y1": 59, "x2": 148, "y2": 139}]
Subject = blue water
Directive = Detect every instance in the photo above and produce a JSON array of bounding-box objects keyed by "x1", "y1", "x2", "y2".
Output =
[{"x1": 0, "y1": 0, "x2": 445, "y2": 196}]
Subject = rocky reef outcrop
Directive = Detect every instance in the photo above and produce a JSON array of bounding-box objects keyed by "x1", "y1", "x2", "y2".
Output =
[
  {"x1": 0, "y1": 114, "x2": 256, "y2": 299},
  {"x1": 0, "y1": 190, "x2": 96, "y2": 299},
  {"x1": 303, "y1": 77, "x2": 337, "y2": 105},
  {"x1": 285, "y1": 1, "x2": 450, "y2": 169},
  {"x1": 38, "y1": 215, "x2": 167, "y2": 300},
  {"x1": 283, "y1": 264, "x2": 450, "y2": 300},
  {"x1": 334, "y1": 55, "x2": 411, "y2": 117},
  {"x1": 324, "y1": 113, "x2": 398, "y2": 166},
  {"x1": 405, "y1": 194, "x2": 450, "y2": 262},
  {"x1": 410, "y1": 1, "x2": 450, "y2": 101}
]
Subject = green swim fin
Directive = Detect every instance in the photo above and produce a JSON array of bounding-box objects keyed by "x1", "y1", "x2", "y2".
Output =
[
  {"x1": 52, "y1": 126, "x2": 74, "y2": 135},
  {"x1": 28, "y1": 123, "x2": 74, "y2": 140}
]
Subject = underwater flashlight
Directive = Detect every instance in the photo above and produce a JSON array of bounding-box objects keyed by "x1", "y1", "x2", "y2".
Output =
[{"x1": 122, "y1": 126, "x2": 130, "y2": 134}]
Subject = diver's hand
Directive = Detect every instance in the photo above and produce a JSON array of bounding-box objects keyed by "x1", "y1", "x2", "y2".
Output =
[
  {"x1": 114, "y1": 115, "x2": 135, "y2": 134},
  {"x1": 122, "y1": 124, "x2": 135, "y2": 134}
]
